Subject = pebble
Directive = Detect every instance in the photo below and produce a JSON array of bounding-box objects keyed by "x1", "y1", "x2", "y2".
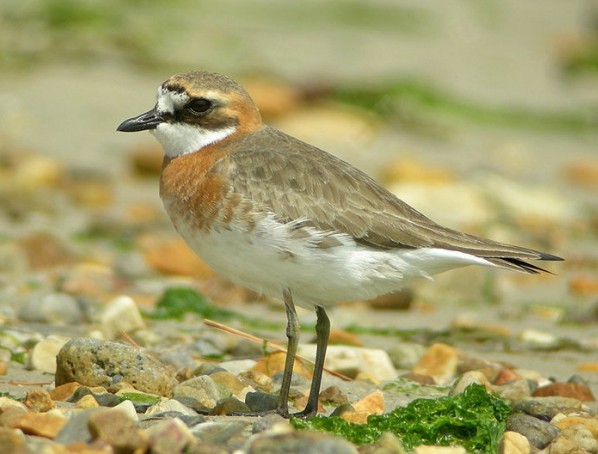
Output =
[
  {"x1": 129, "y1": 144, "x2": 164, "y2": 176},
  {"x1": 245, "y1": 391, "x2": 280, "y2": 413},
  {"x1": 341, "y1": 390, "x2": 384, "y2": 424},
  {"x1": 111, "y1": 398, "x2": 139, "y2": 421},
  {"x1": 55, "y1": 338, "x2": 178, "y2": 396},
  {"x1": 209, "y1": 370, "x2": 254, "y2": 401},
  {"x1": 553, "y1": 416, "x2": 598, "y2": 439},
  {"x1": 146, "y1": 398, "x2": 198, "y2": 416},
  {"x1": 499, "y1": 431, "x2": 531, "y2": 454},
  {"x1": 327, "y1": 329, "x2": 364, "y2": 347},
  {"x1": 219, "y1": 359, "x2": 257, "y2": 376},
  {"x1": 449, "y1": 371, "x2": 491, "y2": 395},
  {"x1": 0, "y1": 427, "x2": 28, "y2": 454},
  {"x1": 50, "y1": 382, "x2": 83, "y2": 401},
  {"x1": 145, "y1": 417, "x2": 197, "y2": 454},
  {"x1": 298, "y1": 344, "x2": 397, "y2": 381},
  {"x1": 0, "y1": 397, "x2": 29, "y2": 427},
  {"x1": 173, "y1": 375, "x2": 228, "y2": 411},
  {"x1": 412, "y1": 343, "x2": 459, "y2": 385},
  {"x1": 238, "y1": 370, "x2": 274, "y2": 393},
  {"x1": 252, "y1": 351, "x2": 312, "y2": 380},
  {"x1": 507, "y1": 413, "x2": 560, "y2": 449},
  {"x1": 18, "y1": 293, "x2": 83, "y2": 325},
  {"x1": 60, "y1": 263, "x2": 115, "y2": 298},
  {"x1": 252, "y1": 413, "x2": 288, "y2": 434},
  {"x1": 533, "y1": 382, "x2": 595, "y2": 402},
  {"x1": 511, "y1": 397, "x2": 586, "y2": 419},
  {"x1": 88, "y1": 408, "x2": 149, "y2": 453},
  {"x1": 548, "y1": 424, "x2": 598, "y2": 453},
  {"x1": 493, "y1": 379, "x2": 534, "y2": 400},
  {"x1": 13, "y1": 410, "x2": 67, "y2": 438},
  {"x1": 209, "y1": 396, "x2": 251, "y2": 416},
  {"x1": 17, "y1": 232, "x2": 74, "y2": 270},
  {"x1": 28, "y1": 334, "x2": 70, "y2": 373},
  {"x1": 359, "y1": 432, "x2": 405, "y2": 454},
  {"x1": 387, "y1": 341, "x2": 427, "y2": 370},
  {"x1": 247, "y1": 429, "x2": 358, "y2": 454},
  {"x1": 319, "y1": 385, "x2": 349, "y2": 405},
  {"x1": 143, "y1": 237, "x2": 215, "y2": 279},
  {"x1": 23, "y1": 389, "x2": 56, "y2": 413},
  {"x1": 54, "y1": 408, "x2": 100, "y2": 444},
  {"x1": 75, "y1": 394, "x2": 101, "y2": 409},
  {"x1": 388, "y1": 180, "x2": 492, "y2": 229},
  {"x1": 99, "y1": 295, "x2": 146, "y2": 340},
  {"x1": 367, "y1": 288, "x2": 414, "y2": 311},
  {"x1": 243, "y1": 77, "x2": 301, "y2": 118},
  {"x1": 191, "y1": 420, "x2": 249, "y2": 444}
]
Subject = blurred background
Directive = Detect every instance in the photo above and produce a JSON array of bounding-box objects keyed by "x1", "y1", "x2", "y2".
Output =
[{"x1": 0, "y1": 0, "x2": 597, "y2": 376}]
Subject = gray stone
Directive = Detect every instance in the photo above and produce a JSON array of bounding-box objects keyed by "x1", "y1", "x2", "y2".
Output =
[
  {"x1": 493, "y1": 379, "x2": 534, "y2": 400},
  {"x1": 54, "y1": 408, "x2": 100, "y2": 444},
  {"x1": 252, "y1": 413, "x2": 288, "y2": 434},
  {"x1": 55, "y1": 338, "x2": 178, "y2": 397},
  {"x1": 507, "y1": 413, "x2": 560, "y2": 449},
  {"x1": 245, "y1": 391, "x2": 279, "y2": 413},
  {"x1": 191, "y1": 420, "x2": 249, "y2": 444},
  {"x1": 18, "y1": 293, "x2": 83, "y2": 325},
  {"x1": 248, "y1": 430, "x2": 358, "y2": 454},
  {"x1": 510, "y1": 397, "x2": 585, "y2": 420}
]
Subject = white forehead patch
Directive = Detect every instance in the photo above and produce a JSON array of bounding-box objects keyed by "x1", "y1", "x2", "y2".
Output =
[
  {"x1": 156, "y1": 86, "x2": 189, "y2": 114},
  {"x1": 151, "y1": 123, "x2": 236, "y2": 157}
]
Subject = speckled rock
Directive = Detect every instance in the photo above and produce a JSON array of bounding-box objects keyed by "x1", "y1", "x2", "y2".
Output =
[
  {"x1": 23, "y1": 389, "x2": 56, "y2": 413},
  {"x1": 55, "y1": 338, "x2": 177, "y2": 397}
]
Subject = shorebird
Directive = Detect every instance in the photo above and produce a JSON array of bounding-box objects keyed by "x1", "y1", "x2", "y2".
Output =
[{"x1": 118, "y1": 71, "x2": 562, "y2": 417}]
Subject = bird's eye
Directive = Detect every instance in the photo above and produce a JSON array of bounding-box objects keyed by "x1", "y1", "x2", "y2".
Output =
[{"x1": 187, "y1": 98, "x2": 212, "y2": 115}]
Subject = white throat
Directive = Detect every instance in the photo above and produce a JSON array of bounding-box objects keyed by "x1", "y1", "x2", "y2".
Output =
[{"x1": 151, "y1": 123, "x2": 236, "y2": 157}]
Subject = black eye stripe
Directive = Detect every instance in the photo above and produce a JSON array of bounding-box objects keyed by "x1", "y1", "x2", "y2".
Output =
[{"x1": 187, "y1": 98, "x2": 212, "y2": 115}]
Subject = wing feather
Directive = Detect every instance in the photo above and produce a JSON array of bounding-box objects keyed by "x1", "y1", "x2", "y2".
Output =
[{"x1": 214, "y1": 126, "x2": 562, "y2": 271}]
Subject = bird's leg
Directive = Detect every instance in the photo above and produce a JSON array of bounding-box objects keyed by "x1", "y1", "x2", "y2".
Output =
[
  {"x1": 294, "y1": 305, "x2": 330, "y2": 418},
  {"x1": 277, "y1": 288, "x2": 299, "y2": 417}
]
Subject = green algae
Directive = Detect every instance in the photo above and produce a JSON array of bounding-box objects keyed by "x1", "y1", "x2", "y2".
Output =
[{"x1": 291, "y1": 384, "x2": 511, "y2": 453}]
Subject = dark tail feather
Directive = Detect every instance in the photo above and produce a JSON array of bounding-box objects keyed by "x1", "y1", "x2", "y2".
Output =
[{"x1": 487, "y1": 252, "x2": 564, "y2": 275}]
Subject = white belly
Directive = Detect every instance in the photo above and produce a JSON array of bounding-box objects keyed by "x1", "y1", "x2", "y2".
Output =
[{"x1": 171, "y1": 214, "x2": 493, "y2": 309}]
